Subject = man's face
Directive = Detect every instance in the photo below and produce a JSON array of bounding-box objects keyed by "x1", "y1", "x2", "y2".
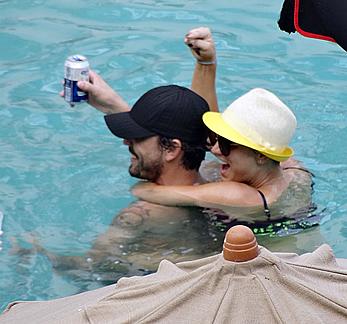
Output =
[{"x1": 123, "y1": 136, "x2": 164, "y2": 182}]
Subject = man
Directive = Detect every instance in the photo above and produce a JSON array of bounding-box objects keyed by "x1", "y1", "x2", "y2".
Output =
[
  {"x1": 26, "y1": 27, "x2": 220, "y2": 288},
  {"x1": 86, "y1": 85, "x2": 223, "y2": 279}
]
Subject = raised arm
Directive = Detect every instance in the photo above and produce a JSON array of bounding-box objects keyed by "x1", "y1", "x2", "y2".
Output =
[
  {"x1": 76, "y1": 70, "x2": 130, "y2": 114},
  {"x1": 185, "y1": 27, "x2": 218, "y2": 112}
]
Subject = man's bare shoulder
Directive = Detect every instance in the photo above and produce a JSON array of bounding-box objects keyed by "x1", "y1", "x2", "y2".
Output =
[
  {"x1": 199, "y1": 159, "x2": 221, "y2": 183},
  {"x1": 112, "y1": 200, "x2": 191, "y2": 227},
  {"x1": 111, "y1": 203, "x2": 147, "y2": 227}
]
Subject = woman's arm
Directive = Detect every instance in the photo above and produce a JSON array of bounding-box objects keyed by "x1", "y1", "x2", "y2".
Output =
[
  {"x1": 132, "y1": 181, "x2": 259, "y2": 208},
  {"x1": 185, "y1": 27, "x2": 218, "y2": 112}
]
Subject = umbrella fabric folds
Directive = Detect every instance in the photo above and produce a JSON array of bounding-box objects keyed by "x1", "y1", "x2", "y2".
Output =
[{"x1": 1, "y1": 229, "x2": 347, "y2": 323}]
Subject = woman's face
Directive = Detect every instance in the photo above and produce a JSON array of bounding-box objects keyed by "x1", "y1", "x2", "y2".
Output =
[{"x1": 210, "y1": 136, "x2": 258, "y2": 183}]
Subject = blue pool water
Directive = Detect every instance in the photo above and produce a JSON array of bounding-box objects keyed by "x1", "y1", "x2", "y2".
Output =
[{"x1": 0, "y1": 0, "x2": 346, "y2": 311}]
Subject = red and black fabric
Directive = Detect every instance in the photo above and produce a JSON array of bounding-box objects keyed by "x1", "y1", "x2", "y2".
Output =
[{"x1": 278, "y1": 0, "x2": 347, "y2": 52}]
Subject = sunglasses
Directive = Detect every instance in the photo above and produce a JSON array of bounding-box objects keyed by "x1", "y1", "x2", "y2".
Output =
[{"x1": 208, "y1": 132, "x2": 239, "y2": 156}]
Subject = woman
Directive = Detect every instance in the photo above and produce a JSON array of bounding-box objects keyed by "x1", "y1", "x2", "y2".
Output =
[
  {"x1": 132, "y1": 28, "x2": 319, "y2": 237},
  {"x1": 132, "y1": 87, "x2": 314, "y2": 220}
]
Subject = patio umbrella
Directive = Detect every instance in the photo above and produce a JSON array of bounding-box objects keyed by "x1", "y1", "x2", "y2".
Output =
[
  {"x1": 278, "y1": 0, "x2": 347, "y2": 51},
  {"x1": 1, "y1": 225, "x2": 347, "y2": 323}
]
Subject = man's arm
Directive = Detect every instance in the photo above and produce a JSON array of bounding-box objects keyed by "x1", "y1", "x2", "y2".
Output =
[
  {"x1": 77, "y1": 70, "x2": 130, "y2": 114},
  {"x1": 61, "y1": 70, "x2": 130, "y2": 114},
  {"x1": 87, "y1": 201, "x2": 208, "y2": 270},
  {"x1": 185, "y1": 27, "x2": 218, "y2": 112}
]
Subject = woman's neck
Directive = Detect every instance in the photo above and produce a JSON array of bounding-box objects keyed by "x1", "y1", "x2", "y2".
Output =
[{"x1": 250, "y1": 164, "x2": 285, "y2": 190}]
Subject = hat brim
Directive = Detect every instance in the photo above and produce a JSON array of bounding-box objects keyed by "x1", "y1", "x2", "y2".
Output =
[
  {"x1": 203, "y1": 112, "x2": 294, "y2": 162},
  {"x1": 104, "y1": 113, "x2": 155, "y2": 140}
]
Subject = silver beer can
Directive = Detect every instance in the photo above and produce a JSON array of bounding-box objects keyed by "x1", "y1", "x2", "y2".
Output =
[{"x1": 64, "y1": 54, "x2": 89, "y2": 106}]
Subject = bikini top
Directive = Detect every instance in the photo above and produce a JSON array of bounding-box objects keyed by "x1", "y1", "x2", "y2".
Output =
[{"x1": 257, "y1": 166, "x2": 314, "y2": 218}]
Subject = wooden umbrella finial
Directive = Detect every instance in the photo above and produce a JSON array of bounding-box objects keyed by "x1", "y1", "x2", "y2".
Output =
[{"x1": 223, "y1": 225, "x2": 259, "y2": 262}]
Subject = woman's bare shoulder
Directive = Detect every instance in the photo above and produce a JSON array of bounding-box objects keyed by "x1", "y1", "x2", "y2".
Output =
[
  {"x1": 281, "y1": 157, "x2": 304, "y2": 169},
  {"x1": 281, "y1": 157, "x2": 312, "y2": 184}
]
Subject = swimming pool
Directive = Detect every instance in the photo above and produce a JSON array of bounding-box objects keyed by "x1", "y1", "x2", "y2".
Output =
[{"x1": 0, "y1": 0, "x2": 346, "y2": 311}]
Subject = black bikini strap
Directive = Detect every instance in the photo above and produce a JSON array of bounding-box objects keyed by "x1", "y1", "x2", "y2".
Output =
[{"x1": 257, "y1": 190, "x2": 271, "y2": 218}]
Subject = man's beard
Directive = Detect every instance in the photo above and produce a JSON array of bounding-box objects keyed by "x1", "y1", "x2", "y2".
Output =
[{"x1": 128, "y1": 147, "x2": 164, "y2": 182}]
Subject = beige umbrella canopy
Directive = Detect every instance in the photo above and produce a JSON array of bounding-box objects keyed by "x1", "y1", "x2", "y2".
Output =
[{"x1": 1, "y1": 226, "x2": 347, "y2": 324}]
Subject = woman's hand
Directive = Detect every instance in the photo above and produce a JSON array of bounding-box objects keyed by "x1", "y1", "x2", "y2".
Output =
[
  {"x1": 185, "y1": 26, "x2": 218, "y2": 112},
  {"x1": 184, "y1": 27, "x2": 216, "y2": 64}
]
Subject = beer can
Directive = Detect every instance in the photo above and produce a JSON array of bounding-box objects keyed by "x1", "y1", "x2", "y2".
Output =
[{"x1": 64, "y1": 54, "x2": 89, "y2": 106}]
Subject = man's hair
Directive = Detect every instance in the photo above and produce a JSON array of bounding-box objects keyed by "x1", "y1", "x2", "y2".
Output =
[{"x1": 159, "y1": 136, "x2": 206, "y2": 171}]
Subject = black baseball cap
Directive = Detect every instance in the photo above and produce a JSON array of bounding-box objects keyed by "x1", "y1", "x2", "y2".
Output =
[
  {"x1": 278, "y1": 0, "x2": 347, "y2": 52},
  {"x1": 104, "y1": 85, "x2": 209, "y2": 146}
]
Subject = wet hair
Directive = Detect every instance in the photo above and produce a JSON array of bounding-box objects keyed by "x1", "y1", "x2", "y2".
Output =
[{"x1": 158, "y1": 136, "x2": 206, "y2": 171}]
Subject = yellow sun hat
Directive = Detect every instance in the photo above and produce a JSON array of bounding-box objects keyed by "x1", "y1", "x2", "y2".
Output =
[{"x1": 203, "y1": 88, "x2": 297, "y2": 162}]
